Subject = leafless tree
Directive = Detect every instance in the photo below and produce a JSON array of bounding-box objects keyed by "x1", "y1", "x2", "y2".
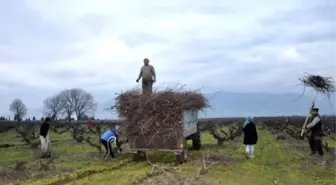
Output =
[
  {"x1": 68, "y1": 88, "x2": 97, "y2": 120},
  {"x1": 43, "y1": 93, "x2": 64, "y2": 119},
  {"x1": 59, "y1": 89, "x2": 75, "y2": 122},
  {"x1": 59, "y1": 88, "x2": 97, "y2": 121},
  {"x1": 9, "y1": 98, "x2": 27, "y2": 121}
]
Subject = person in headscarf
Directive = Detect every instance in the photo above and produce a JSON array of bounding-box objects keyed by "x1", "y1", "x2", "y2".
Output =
[{"x1": 243, "y1": 116, "x2": 258, "y2": 159}]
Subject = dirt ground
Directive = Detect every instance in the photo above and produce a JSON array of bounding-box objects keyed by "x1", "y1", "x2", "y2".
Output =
[{"x1": 0, "y1": 127, "x2": 335, "y2": 185}]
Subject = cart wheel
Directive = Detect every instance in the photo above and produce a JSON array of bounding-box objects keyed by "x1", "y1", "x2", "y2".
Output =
[
  {"x1": 176, "y1": 142, "x2": 188, "y2": 165},
  {"x1": 132, "y1": 153, "x2": 139, "y2": 161},
  {"x1": 192, "y1": 132, "x2": 201, "y2": 150},
  {"x1": 132, "y1": 151, "x2": 146, "y2": 161}
]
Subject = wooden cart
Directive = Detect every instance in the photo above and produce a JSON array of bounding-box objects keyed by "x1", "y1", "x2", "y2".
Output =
[{"x1": 128, "y1": 110, "x2": 200, "y2": 164}]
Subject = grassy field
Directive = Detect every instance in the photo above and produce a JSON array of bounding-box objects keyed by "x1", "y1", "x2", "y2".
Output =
[{"x1": 0, "y1": 126, "x2": 335, "y2": 185}]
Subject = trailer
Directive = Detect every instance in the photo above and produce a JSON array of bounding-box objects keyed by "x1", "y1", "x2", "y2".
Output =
[{"x1": 128, "y1": 110, "x2": 201, "y2": 164}]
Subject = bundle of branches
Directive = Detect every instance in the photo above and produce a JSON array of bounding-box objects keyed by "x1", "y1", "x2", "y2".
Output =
[
  {"x1": 113, "y1": 88, "x2": 208, "y2": 147},
  {"x1": 298, "y1": 74, "x2": 335, "y2": 137},
  {"x1": 299, "y1": 74, "x2": 335, "y2": 98}
]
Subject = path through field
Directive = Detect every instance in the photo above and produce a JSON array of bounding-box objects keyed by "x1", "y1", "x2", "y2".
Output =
[{"x1": 0, "y1": 127, "x2": 335, "y2": 185}]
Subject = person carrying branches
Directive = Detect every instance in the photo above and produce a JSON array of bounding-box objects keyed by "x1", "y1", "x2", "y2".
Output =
[
  {"x1": 298, "y1": 74, "x2": 335, "y2": 157},
  {"x1": 303, "y1": 108, "x2": 324, "y2": 156},
  {"x1": 136, "y1": 58, "x2": 156, "y2": 95}
]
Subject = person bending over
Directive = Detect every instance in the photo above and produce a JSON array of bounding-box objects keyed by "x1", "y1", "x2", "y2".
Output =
[{"x1": 100, "y1": 128, "x2": 121, "y2": 160}]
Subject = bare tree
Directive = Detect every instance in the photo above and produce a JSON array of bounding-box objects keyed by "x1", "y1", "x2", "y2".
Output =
[
  {"x1": 58, "y1": 88, "x2": 97, "y2": 121},
  {"x1": 59, "y1": 89, "x2": 75, "y2": 122},
  {"x1": 69, "y1": 88, "x2": 97, "y2": 120},
  {"x1": 9, "y1": 98, "x2": 27, "y2": 121},
  {"x1": 43, "y1": 93, "x2": 64, "y2": 119}
]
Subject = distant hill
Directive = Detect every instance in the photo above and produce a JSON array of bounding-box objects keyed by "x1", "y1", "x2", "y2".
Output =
[
  {"x1": 202, "y1": 91, "x2": 336, "y2": 118},
  {"x1": 2, "y1": 91, "x2": 334, "y2": 119},
  {"x1": 96, "y1": 91, "x2": 335, "y2": 119}
]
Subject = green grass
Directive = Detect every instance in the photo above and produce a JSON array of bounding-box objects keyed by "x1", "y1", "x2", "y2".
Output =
[
  {"x1": 0, "y1": 129, "x2": 335, "y2": 185},
  {"x1": 199, "y1": 129, "x2": 335, "y2": 185},
  {"x1": 325, "y1": 136, "x2": 336, "y2": 148}
]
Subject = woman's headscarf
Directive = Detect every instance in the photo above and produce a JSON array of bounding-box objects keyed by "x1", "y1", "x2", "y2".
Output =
[{"x1": 243, "y1": 116, "x2": 254, "y2": 128}]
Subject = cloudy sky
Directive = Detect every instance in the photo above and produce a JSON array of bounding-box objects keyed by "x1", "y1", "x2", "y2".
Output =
[{"x1": 0, "y1": 0, "x2": 335, "y2": 119}]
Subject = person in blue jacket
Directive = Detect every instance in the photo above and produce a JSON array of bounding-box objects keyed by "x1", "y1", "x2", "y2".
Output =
[{"x1": 100, "y1": 129, "x2": 119, "y2": 159}]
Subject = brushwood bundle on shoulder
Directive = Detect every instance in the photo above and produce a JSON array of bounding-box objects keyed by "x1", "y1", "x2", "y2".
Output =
[{"x1": 113, "y1": 88, "x2": 209, "y2": 140}]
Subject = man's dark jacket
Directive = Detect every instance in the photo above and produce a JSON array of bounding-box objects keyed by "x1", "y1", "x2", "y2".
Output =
[{"x1": 39, "y1": 122, "x2": 49, "y2": 138}]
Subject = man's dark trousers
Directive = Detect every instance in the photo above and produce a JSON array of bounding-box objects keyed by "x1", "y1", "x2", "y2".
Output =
[
  {"x1": 101, "y1": 139, "x2": 115, "y2": 158},
  {"x1": 308, "y1": 135, "x2": 324, "y2": 156},
  {"x1": 142, "y1": 79, "x2": 153, "y2": 95}
]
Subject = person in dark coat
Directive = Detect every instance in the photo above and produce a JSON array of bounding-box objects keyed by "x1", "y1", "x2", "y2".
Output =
[
  {"x1": 304, "y1": 108, "x2": 324, "y2": 156},
  {"x1": 243, "y1": 116, "x2": 258, "y2": 159},
  {"x1": 39, "y1": 117, "x2": 51, "y2": 158}
]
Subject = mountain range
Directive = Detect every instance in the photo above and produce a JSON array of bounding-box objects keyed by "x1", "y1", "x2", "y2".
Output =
[
  {"x1": 5, "y1": 91, "x2": 335, "y2": 119},
  {"x1": 100, "y1": 91, "x2": 335, "y2": 119}
]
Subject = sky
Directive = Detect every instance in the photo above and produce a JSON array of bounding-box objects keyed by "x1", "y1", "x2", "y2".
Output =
[{"x1": 0, "y1": 0, "x2": 335, "y2": 119}]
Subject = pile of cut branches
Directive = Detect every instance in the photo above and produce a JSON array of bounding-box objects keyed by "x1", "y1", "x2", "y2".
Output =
[
  {"x1": 113, "y1": 88, "x2": 208, "y2": 148},
  {"x1": 299, "y1": 73, "x2": 335, "y2": 98}
]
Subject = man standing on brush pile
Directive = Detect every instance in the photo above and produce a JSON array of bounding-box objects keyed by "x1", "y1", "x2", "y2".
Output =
[
  {"x1": 39, "y1": 117, "x2": 52, "y2": 158},
  {"x1": 304, "y1": 108, "x2": 324, "y2": 156},
  {"x1": 136, "y1": 58, "x2": 156, "y2": 95}
]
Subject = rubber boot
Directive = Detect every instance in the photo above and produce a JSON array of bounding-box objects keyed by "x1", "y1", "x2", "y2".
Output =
[{"x1": 249, "y1": 152, "x2": 255, "y2": 159}]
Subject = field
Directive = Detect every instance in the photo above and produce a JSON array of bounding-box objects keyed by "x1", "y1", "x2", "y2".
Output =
[{"x1": 0, "y1": 117, "x2": 335, "y2": 185}]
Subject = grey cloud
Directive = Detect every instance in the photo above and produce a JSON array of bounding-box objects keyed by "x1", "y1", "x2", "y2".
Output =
[
  {"x1": 251, "y1": 1, "x2": 336, "y2": 43},
  {"x1": 231, "y1": 2, "x2": 335, "y2": 49},
  {"x1": 37, "y1": 68, "x2": 131, "y2": 89},
  {"x1": 77, "y1": 14, "x2": 110, "y2": 37},
  {"x1": 1, "y1": 0, "x2": 335, "y2": 119},
  {"x1": 294, "y1": 26, "x2": 335, "y2": 43},
  {"x1": 0, "y1": 47, "x2": 83, "y2": 64},
  {"x1": 192, "y1": 6, "x2": 230, "y2": 15},
  {"x1": 141, "y1": 1, "x2": 231, "y2": 17},
  {"x1": 41, "y1": 69, "x2": 98, "y2": 80},
  {"x1": 121, "y1": 33, "x2": 168, "y2": 47},
  {"x1": 231, "y1": 23, "x2": 335, "y2": 50},
  {"x1": 262, "y1": 2, "x2": 335, "y2": 26},
  {"x1": 0, "y1": 80, "x2": 27, "y2": 90},
  {"x1": 0, "y1": 1, "x2": 83, "y2": 64},
  {"x1": 178, "y1": 1, "x2": 335, "y2": 56},
  {"x1": 173, "y1": 5, "x2": 335, "y2": 92},
  {"x1": 0, "y1": 1, "x2": 77, "y2": 45}
]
